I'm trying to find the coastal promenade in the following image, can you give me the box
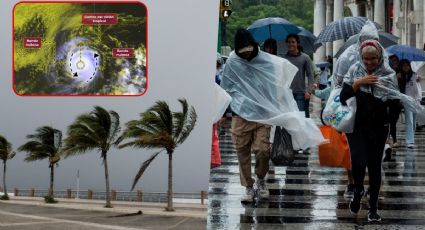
[0,196,207,229]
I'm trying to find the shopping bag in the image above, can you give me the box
[318,125,351,169]
[271,126,294,166]
[322,87,356,133]
[211,124,221,168]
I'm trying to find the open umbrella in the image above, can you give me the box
[315,17,382,45]
[247,17,301,42]
[386,44,425,62]
[334,31,399,58]
[277,26,321,56]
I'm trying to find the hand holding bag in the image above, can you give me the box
[322,87,357,133]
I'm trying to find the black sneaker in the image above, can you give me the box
[368,210,382,222]
[344,184,355,198]
[349,190,364,214]
[383,150,392,162]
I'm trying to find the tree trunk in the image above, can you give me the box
[103,151,112,208]
[166,151,174,211]
[49,164,54,198]
[3,162,7,197]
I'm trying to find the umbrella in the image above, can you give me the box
[315,17,382,45]
[334,31,399,58]
[386,44,425,62]
[247,17,301,42]
[277,26,322,55]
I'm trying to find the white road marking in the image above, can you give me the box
[0,220,63,227]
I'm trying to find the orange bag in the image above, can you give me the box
[318,125,351,169]
[211,124,221,168]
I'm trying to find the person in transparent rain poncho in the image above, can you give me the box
[331,21,381,200]
[220,29,324,203]
[340,38,425,222]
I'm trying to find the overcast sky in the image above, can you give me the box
[0,0,219,193]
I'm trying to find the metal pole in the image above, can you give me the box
[76,169,79,199]
[404,0,409,45]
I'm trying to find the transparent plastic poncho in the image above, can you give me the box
[332,21,425,125]
[221,50,325,149]
[212,83,231,123]
[343,41,425,125]
[333,21,380,88]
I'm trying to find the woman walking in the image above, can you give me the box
[397,59,422,148]
[340,39,397,222]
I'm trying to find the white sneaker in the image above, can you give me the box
[407,144,415,149]
[256,179,269,199]
[241,187,255,203]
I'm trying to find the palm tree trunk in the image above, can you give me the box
[166,151,174,211]
[49,164,54,198]
[102,151,112,208]
[3,162,7,197]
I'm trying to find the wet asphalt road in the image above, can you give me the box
[208,98,425,230]
[0,202,206,230]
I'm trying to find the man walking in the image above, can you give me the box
[221,29,325,203]
[221,29,271,202]
[284,34,314,118]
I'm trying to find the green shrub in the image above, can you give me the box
[0,195,9,200]
[44,195,58,203]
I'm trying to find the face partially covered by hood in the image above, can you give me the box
[359,39,383,73]
[234,29,259,61]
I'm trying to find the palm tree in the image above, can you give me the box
[63,106,120,208]
[0,135,16,199]
[18,126,62,200]
[118,99,197,211]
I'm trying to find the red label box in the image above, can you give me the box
[23,37,42,48]
[82,13,118,25]
[112,48,135,58]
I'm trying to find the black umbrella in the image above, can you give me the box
[335,31,399,58]
[315,17,382,45]
[247,17,301,42]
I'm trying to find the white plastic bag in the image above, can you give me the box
[322,88,357,133]
[212,84,232,123]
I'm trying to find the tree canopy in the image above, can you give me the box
[224,0,314,48]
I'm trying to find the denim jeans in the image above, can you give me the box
[404,109,416,144]
[293,93,309,118]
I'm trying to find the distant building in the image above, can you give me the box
[313,0,424,62]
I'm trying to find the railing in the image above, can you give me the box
[7,188,208,205]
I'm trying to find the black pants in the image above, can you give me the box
[346,124,389,210]
[388,101,401,143]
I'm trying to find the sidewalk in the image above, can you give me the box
[2,196,207,219]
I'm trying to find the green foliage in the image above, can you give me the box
[64,106,121,156]
[223,0,314,47]
[0,195,10,200]
[18,126,62,163]
[119,99,197,152]
[44,195,58,203]
[118,99,197,190]
[0,135,16,162]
